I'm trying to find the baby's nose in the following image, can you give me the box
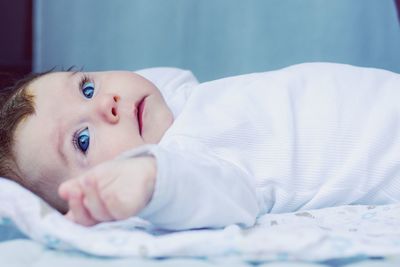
[98,94,120,123]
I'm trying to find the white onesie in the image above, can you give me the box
[125,63,400,230]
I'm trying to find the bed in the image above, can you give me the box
[1,176,400,267]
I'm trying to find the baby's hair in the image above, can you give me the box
[0,71,51,185]
[0,66,79,185]
[0,67,84,213]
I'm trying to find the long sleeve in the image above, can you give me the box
[118,144,259,230]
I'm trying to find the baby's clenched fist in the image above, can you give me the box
[58,156,156,226]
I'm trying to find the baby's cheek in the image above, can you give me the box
[95,138,144,163]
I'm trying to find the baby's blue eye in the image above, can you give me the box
[77,128,90,153]
[82,82,95,98]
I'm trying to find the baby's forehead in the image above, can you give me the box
[27,72,77,96]
[32,71,71,84]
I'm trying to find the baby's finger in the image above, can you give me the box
[80,177,114,222]
[65,210,74,221]
[68,191,98,226]
[99,181,143,221]
[58,178,83,200]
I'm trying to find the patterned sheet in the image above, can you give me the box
[1,177,399,264]
[2,240,400,267]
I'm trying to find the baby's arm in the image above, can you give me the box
[132,145,260,230]
[59,144,259,230]
[59,156,156,226]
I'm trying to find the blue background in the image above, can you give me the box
[34,0,400,82]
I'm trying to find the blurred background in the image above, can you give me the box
[1,0,400,86]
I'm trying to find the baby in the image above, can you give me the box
[1,63,400,230]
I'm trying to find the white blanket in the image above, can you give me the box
[0,177,399,262]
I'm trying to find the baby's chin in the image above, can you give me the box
[142,107,174,144]
[41,188,69,214]
[143,117,173,144]
[40,196,66,215]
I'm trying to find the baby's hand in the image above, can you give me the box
[58,156,156,226]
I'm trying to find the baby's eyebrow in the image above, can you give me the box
[68,71,80,78]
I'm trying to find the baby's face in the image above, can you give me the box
[13,71,173,210]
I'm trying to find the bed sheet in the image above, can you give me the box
[1,177,400,265]
[1,239,400,267]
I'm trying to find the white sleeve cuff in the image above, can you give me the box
[115,145,171,220]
